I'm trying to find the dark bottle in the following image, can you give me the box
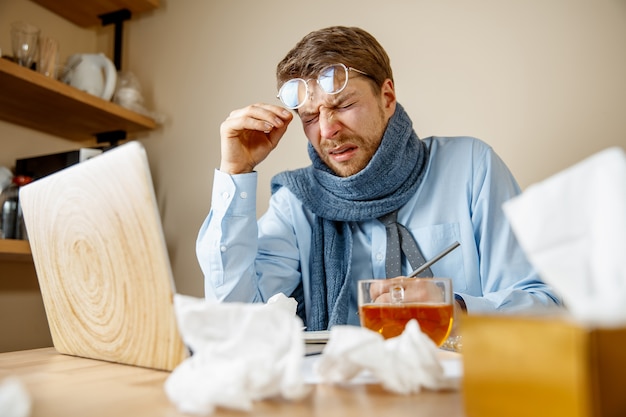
[0,175,33,240]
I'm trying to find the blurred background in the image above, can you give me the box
[1,0,625,309]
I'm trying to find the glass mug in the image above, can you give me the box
[357,277,454,346]
[11,21,40,68]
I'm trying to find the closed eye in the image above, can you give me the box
[338,101,356,111]
[302,114,319,125]
[299,92,359,125]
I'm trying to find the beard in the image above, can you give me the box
[317,104,387,177]
[318,135,381,177]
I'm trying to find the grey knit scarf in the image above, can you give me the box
[270,104,428,330]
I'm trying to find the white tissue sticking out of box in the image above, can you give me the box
[164,293,308,415]
[503,147,626,326]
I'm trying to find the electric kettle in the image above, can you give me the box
[61,53,117,101]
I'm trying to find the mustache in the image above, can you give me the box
[321,135,357,148]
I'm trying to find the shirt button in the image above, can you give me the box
[222,192,230,200]
[240,191,248,199]
[220,245,227,252]
[376,252,384,262]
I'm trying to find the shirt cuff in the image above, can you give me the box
[211,169,257,216]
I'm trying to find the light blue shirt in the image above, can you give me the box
[197,136,561,326]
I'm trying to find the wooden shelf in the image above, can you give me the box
[1,0,159,263]
[0,59,156,142]
[0,239,31,262]
[31,0,160,28]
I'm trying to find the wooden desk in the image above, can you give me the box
[0,348,466,416]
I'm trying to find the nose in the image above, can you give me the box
[319,108,340,139]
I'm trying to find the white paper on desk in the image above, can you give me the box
[164,293,309,415]
[503,147,626,325]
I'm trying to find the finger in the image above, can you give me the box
[368,276,408,300]
[368,280,390,300]
[403,280,444,302]
[226,104,292,132]
[374,292,392,303]
[265,113,293,146]
[220,115,272,138]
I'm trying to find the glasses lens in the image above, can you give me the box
[278,79,307,109]
[317,64,348,95]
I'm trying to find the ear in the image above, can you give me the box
[380,78,396,117]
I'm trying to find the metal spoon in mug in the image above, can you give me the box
[407,241,461,278]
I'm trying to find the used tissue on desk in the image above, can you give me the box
[164,293,308,415]
[503,147,626,325]
[315,320,459,394]
[0,377,31,417]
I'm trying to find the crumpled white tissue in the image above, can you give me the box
[315,320,459,394]
[164,293,309,415]
[0,377,31,417]
[503,147,626,325]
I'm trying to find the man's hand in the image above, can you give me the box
[369,277,445,304]
[368,277,465,339]
[219,103,293,174]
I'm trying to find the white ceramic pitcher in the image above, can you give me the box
[62,53,117,101]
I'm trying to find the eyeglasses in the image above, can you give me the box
[277,63,369,109]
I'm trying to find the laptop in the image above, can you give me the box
[19,141,188,371]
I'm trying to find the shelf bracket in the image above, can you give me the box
[98,9,132,70]
[95,130,127,148]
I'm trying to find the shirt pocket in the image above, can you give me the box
[411,223,467,291]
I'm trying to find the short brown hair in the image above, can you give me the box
[276,26,393,93]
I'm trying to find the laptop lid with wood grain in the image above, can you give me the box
[19,141,187,371]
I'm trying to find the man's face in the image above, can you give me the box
[296,76,396,177]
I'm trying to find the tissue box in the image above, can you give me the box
[462,315,626,417]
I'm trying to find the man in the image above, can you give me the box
[197,26,561,331]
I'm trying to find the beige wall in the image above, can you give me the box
[2,0,626,303]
